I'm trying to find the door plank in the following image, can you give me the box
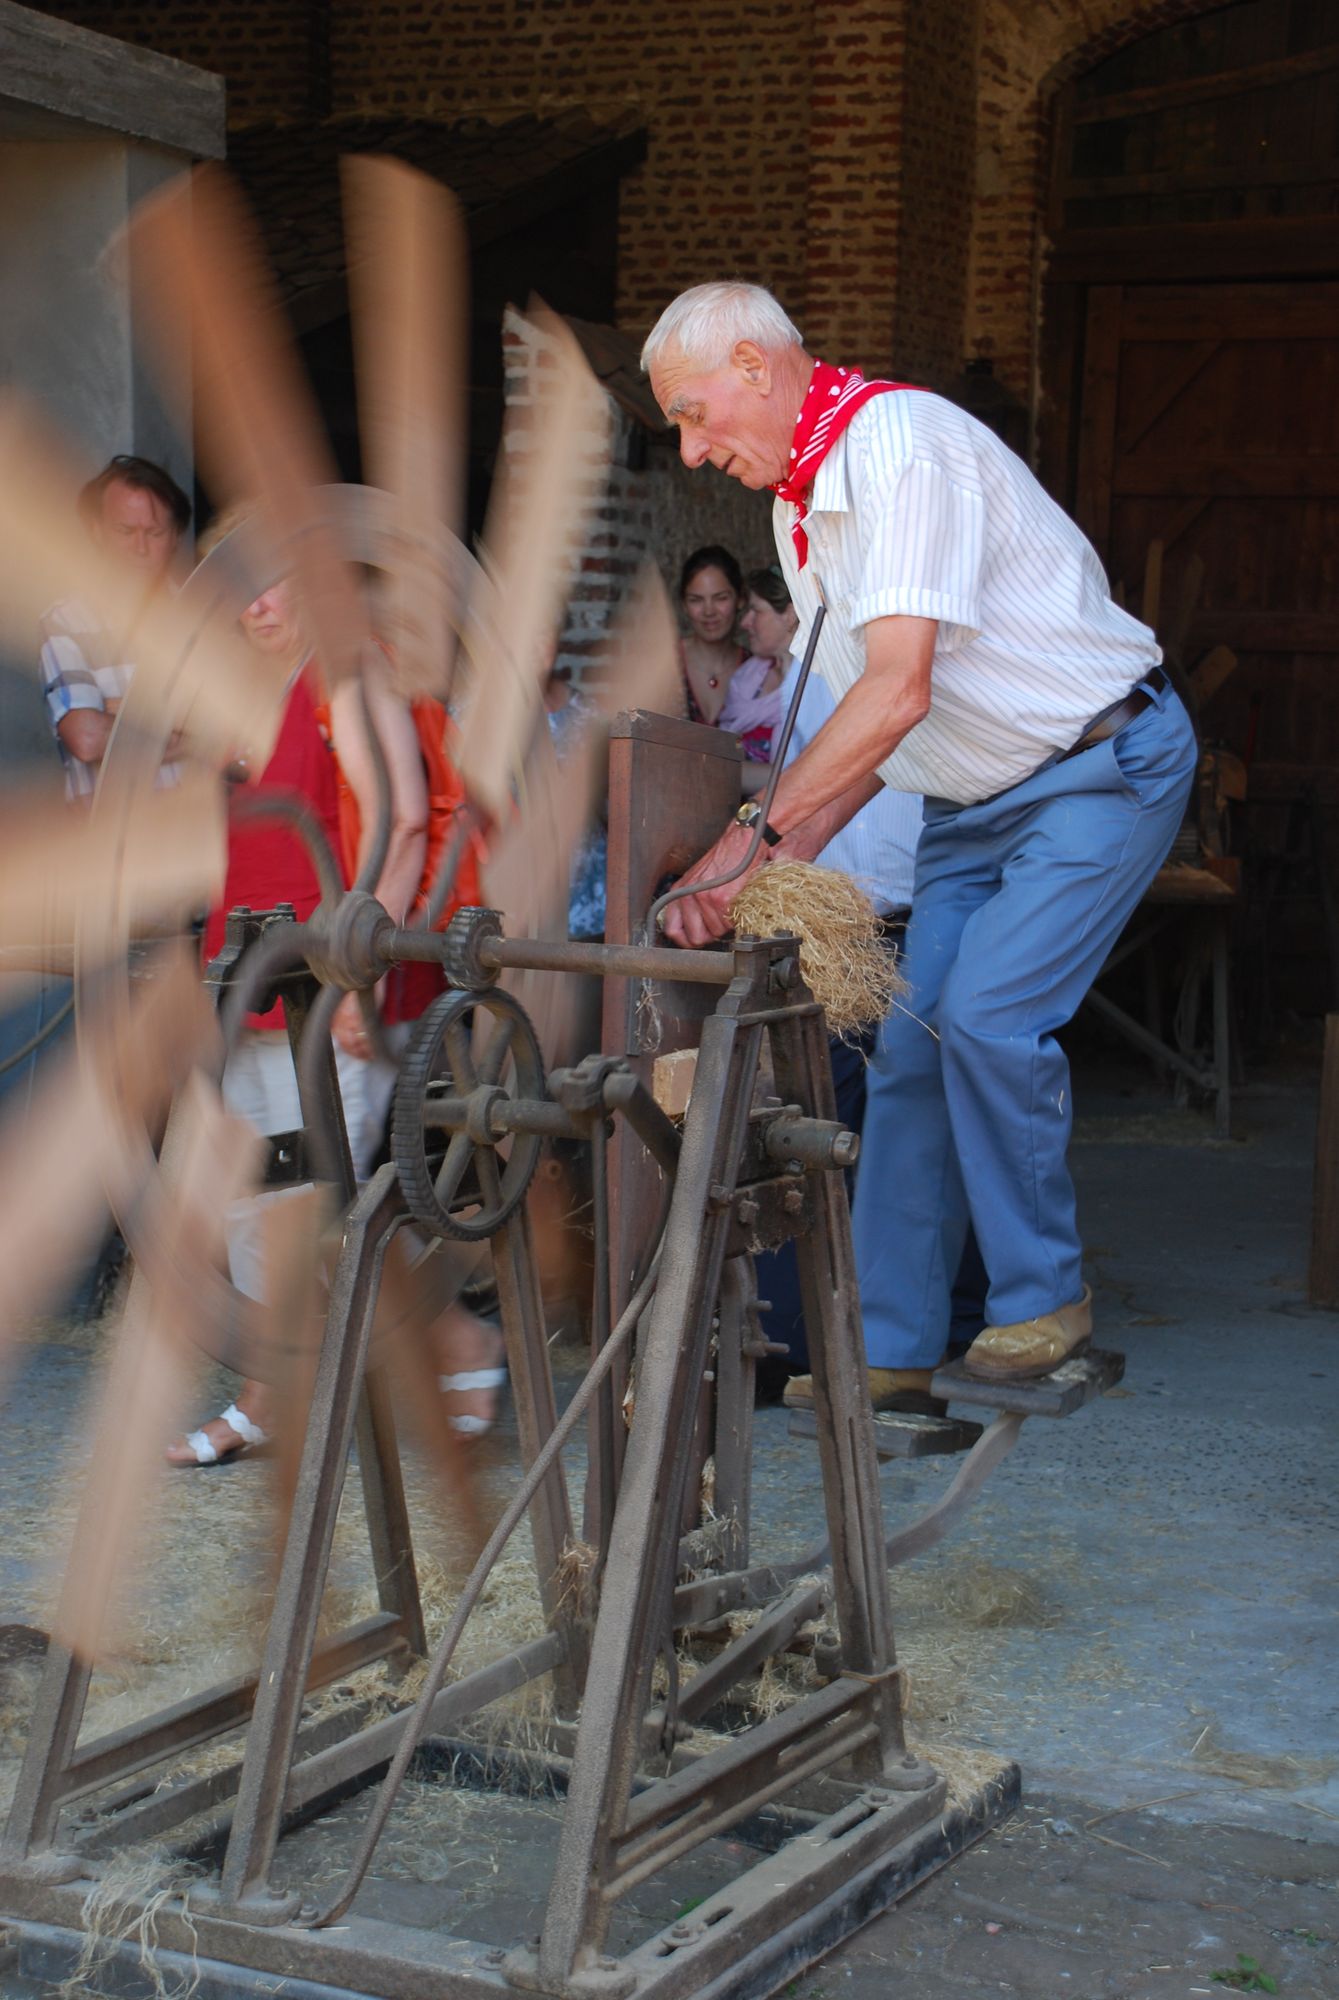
[1075,285,1122,553]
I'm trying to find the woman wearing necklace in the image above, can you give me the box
[721,563,794,782]
[678,544,746,726]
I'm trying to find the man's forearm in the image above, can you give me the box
[766,624,933,837]
[57,708,114,766]
[774,771,883,863]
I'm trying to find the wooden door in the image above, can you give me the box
[1073,277,1339,783]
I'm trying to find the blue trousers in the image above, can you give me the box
[852,686,1198,1367]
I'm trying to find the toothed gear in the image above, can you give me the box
[393,986,544,1241]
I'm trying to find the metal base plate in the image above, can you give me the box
[788,1406,984,1459]
[0,1763,1019,2000]
[931,1346,1125,1416]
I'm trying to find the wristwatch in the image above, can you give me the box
[735,800,783,847]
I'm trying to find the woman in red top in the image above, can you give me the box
[168,568,502,1464]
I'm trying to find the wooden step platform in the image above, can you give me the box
[931,1346,1125,1417]
[788,1406,984,1460]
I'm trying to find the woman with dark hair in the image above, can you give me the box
[721,564,794,772]
[678,544,746,726]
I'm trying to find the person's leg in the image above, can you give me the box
[852,818,1002,1370]
[940,696,1197,1327]
[169,1033,303,1465]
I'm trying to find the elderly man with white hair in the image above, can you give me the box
[643,282,1196,1410]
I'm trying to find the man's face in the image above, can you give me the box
[93,479,180,582]
[649,341,794,489]
[240,581,302,658]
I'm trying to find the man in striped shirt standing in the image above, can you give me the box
[39,455,191,801]
[644,283,1197,1406]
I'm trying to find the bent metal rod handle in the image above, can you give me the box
[644,594,827,942]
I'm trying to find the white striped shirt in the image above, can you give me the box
[773,391,1161,806]
[777,654,920,913]
[39,595,184,800]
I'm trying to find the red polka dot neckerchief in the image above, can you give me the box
[771,360,918,569]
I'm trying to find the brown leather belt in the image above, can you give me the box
[1059,665,1167,765]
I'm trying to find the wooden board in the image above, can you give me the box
[931,1347,1125,1418]
[0,0,225,156]
[602,708,741,1320]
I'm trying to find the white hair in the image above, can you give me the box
[640,282,805,374]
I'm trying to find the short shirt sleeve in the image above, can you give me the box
[39,631,107,727]
[847,437,985,645]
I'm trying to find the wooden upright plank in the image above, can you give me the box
[1075,285,1123,555]
[602,708,741,1315]
[1309,1014,1339,1308]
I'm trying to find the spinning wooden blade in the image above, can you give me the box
[0,948,215,1371]
[0,400,285,770]
[456,305,611,821]
[128,167,368,689]
[54,1069,266,1662]
[485,565,680,1060]
[344,155,467,705]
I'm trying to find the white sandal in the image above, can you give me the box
[438,1368,507,1438]
[170,1402,271,1468]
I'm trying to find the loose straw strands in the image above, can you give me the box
[730,862,906,1041]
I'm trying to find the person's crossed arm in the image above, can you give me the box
[660,614,936,947]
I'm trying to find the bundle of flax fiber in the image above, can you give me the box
[729,861,906,1041]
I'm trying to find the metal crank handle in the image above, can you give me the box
[645,593,827,939]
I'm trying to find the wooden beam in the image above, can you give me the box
[1046,217,1339,284]
[1116,341,1220,456]
[1119,284,1339,342]
[1113,456,1339,498]
[0,0,224,158]
[1075,285,1122,554]
[1309,1014,1339,1308]
[1073,44,1339,127]
[1185,611,1338,654]
[1063,157,1339,202]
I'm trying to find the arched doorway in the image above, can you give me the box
[1039,0,1339,1012]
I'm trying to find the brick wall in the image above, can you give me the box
[970,0,1236,403]
[894,0,980,387]
[333,0,817,358]
[34,1,1232,440]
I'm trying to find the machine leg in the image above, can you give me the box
[492,1206,585,1711]
[536,1001,763,1981]
[213,1169,409,1917]
[772,1007,911,1780]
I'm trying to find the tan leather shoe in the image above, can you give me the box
[784,1368,945,1416]
[964,1285,1093,1382]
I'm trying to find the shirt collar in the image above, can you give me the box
[805,426,851,517]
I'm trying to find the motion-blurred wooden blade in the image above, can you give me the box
[0,398,285,766]
[456,304,610,820]
[0,770,224,961]
[128,167,368,688]
[344,155,467,704]
[484,565,680,1059]
[53,1069,265,1662]
[0,948,215,1351]
[254,1184,330,1564]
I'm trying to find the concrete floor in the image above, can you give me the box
[0,1053,1334,1996]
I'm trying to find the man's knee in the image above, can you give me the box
[938,966,1007,1063]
